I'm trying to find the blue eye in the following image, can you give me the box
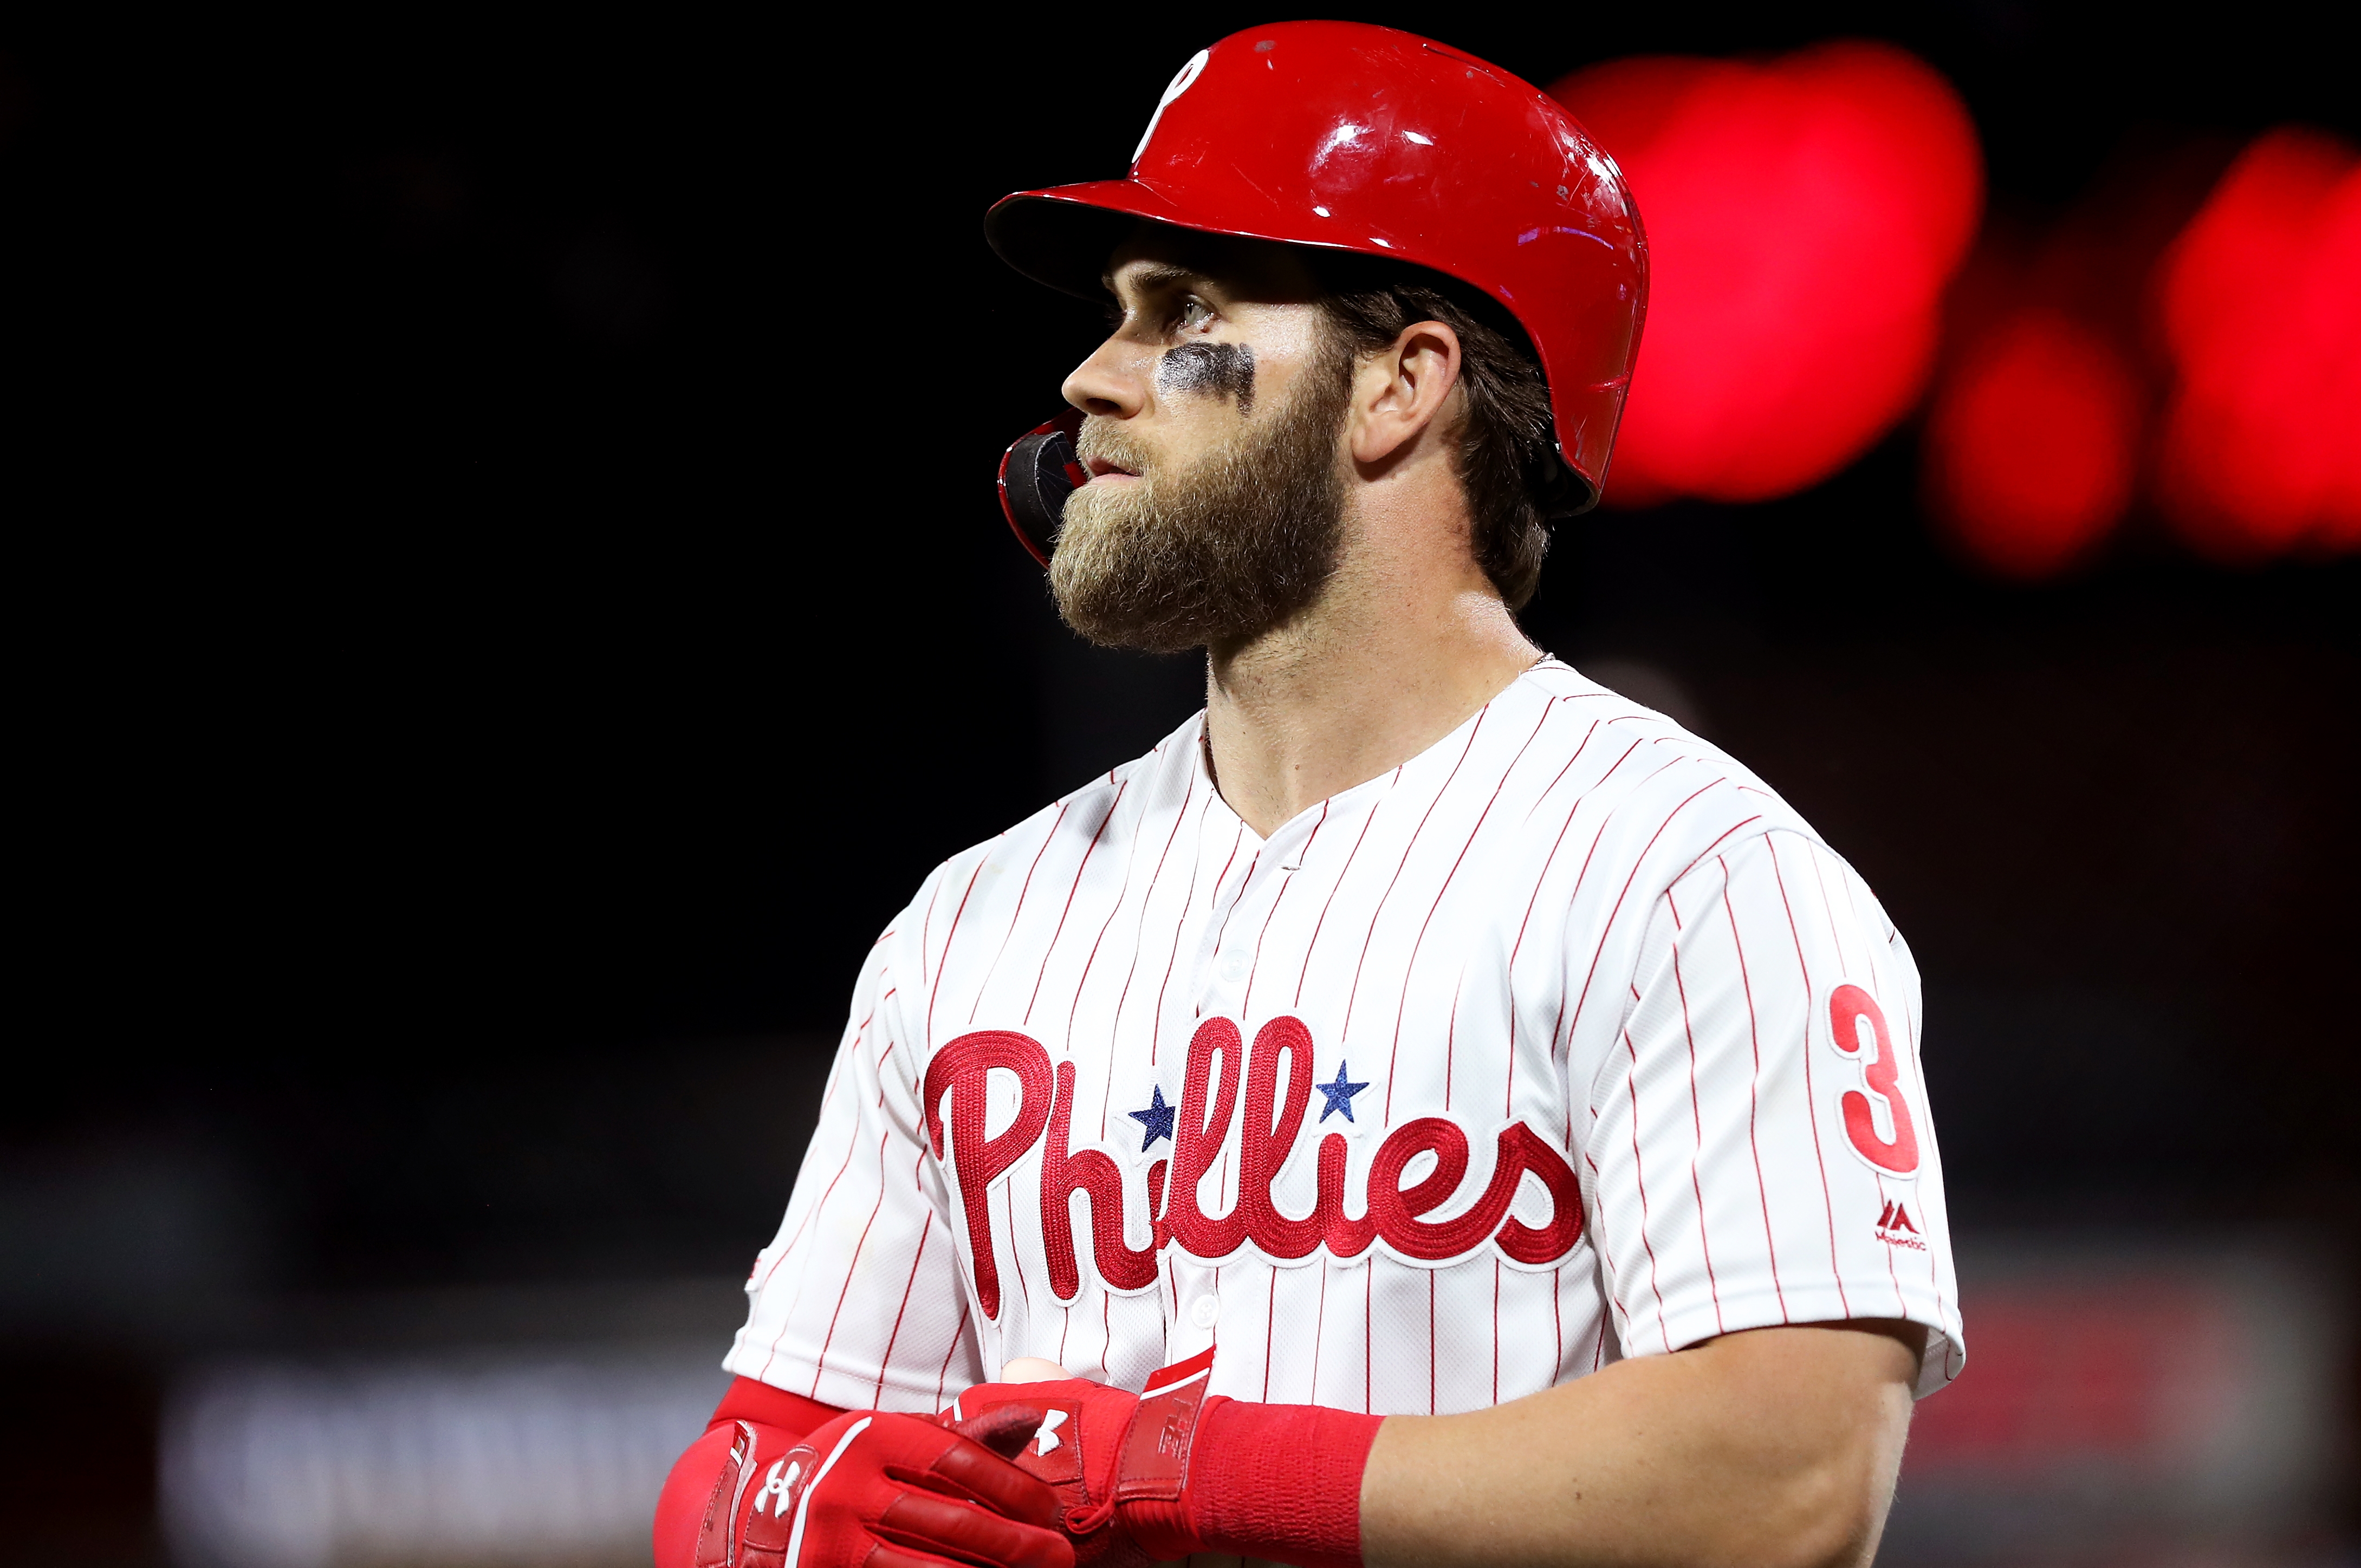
[1179,300,1214,332]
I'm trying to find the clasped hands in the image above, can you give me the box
[714,1358,1214,1568]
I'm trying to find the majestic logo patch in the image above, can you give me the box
[924,1016,1585,1319]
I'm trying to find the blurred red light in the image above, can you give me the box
[1905,1282,2238,1473]
[2152,129,2361,562]
[1923,309,2144,579]
[1554,43,1983,505]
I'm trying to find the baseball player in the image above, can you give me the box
[656,22,1961,1568]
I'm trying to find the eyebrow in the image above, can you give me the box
[1100,261,1206,298]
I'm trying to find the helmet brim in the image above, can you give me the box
[985,181,1387,303]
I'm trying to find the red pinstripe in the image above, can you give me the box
[1767,836,1852,1320]
[872,1160,937,1405]
[970,801,1075,1026]
[933,1303,971,1407]
[1562,779,1746,1055]
[1718,854,1791,1322]
[1544,758,1684,1064]
[1428,1270,1438,1414]
[1241,801,1326,1017]
[1385,701,1548,1118]
[1347,717,1490,1055]
[1491,1259,1501,1404]
[1002,1181,1030,1312]
[1027,782,1128,1026]
[810,993,875,1127]
[789,1129,891,1389]
[1204,845,1266,1000]
[1068,781,1149,1047]
[1549,1265,1562,1377]
[1311,1264,1328,1404]
[1503,728,1622,1112]
[1108,773,1199,1088]
[1443,966,1467,1112]
[1620,1029,1676,1352]
[1517,711,1603,827]
[1262,1268,1279,1401]
[1149,795,1225,1064]
[1668,926,1728,1336]
[757,1072,866,1293]
[926,858,990,1044]
[1584,1144,1636,1352]
[1294,767,1399,1007]
[919,874,948,992]
[1364,1262,1374,1413]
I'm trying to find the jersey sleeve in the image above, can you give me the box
[722,903,986,1410]
[1580,829,1964,1396]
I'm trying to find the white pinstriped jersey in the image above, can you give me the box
[725,659,1963,1423]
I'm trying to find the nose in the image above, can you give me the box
[1062,335,1152,419]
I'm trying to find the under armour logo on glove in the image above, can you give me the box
[752,1456,803,1519]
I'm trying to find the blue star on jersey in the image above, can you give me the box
[1128,1085,1176,1151]
[1317,1062,1369,1123]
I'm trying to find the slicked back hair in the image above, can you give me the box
[1309,256,1565,610]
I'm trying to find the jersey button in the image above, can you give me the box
[1189,1294,1220,1329]
[1218,949,1250,984]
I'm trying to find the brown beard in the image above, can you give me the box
[1049,343,1351,654]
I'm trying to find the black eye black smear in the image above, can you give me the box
[1156,341,1256,415]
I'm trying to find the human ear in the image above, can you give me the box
[1346,321,1462,467]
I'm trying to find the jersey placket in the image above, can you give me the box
[1159,795,1349,1365]
[1151,809,1248,1361]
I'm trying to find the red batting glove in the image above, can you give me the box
[947,1362,1208,1568]
[949,1351,1380,1568]
[691,1404,1075,1568]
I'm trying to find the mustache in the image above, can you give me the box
[1075,416,1158,477]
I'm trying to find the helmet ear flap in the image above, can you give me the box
[1536,447,1596,520]
[997,407,1087,568]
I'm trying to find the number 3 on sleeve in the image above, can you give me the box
[1827,984,1919,1176]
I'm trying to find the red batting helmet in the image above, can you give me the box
[988,19,1648,564]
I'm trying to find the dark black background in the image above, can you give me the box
[2,12,2354,1550]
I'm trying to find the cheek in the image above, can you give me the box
[1242,321,1326,408]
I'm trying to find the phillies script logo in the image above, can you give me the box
[924,1016,1584,1319]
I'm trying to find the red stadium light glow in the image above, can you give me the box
[1922,309,2144,580]
[1553,44,1983,505]
[2151,129,2361,562]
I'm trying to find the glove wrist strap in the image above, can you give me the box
[1180,1398,1384,1568]
[1109,1358,1222,1558]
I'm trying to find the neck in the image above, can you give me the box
[1201,500,1540,838]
